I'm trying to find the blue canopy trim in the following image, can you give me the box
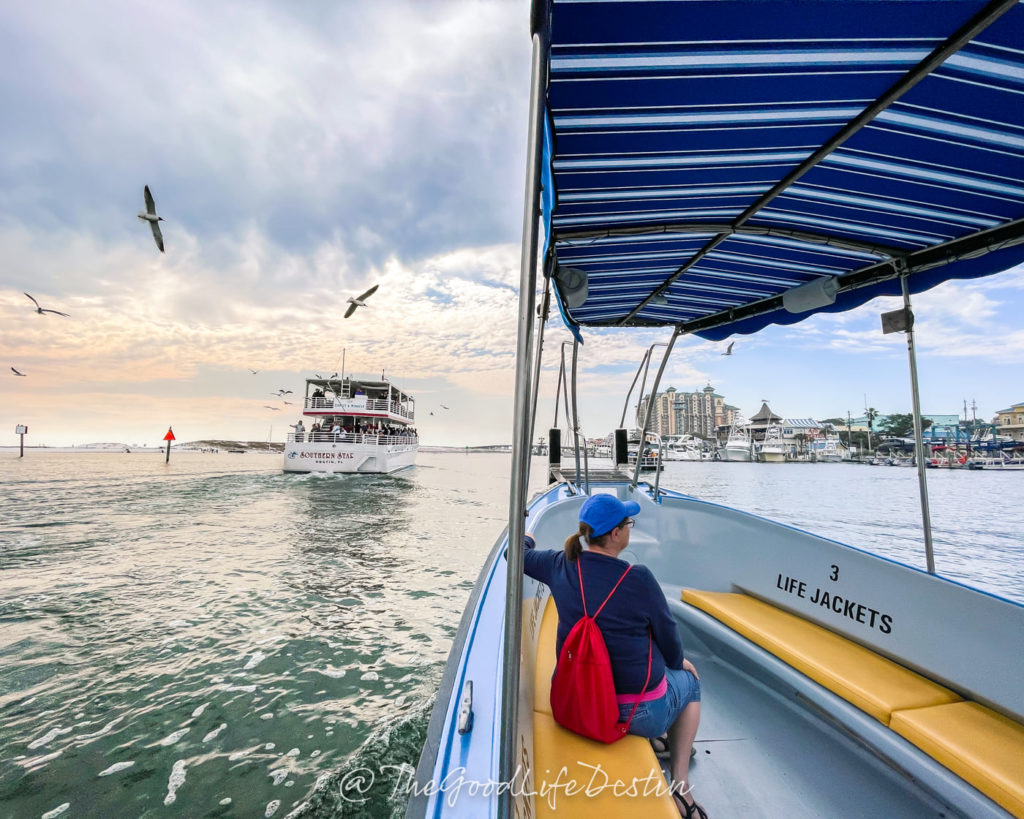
[536,0,1024,340]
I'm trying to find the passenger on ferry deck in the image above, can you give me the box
[310,421,321,441]
[331,421,341,439]
[523,494,705,818]
[293,419,305,442]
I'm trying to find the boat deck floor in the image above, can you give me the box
[548,466,634,484]
[663,588,962,818]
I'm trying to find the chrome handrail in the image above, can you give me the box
[631,329,681,489]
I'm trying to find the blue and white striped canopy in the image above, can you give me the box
[536,0,1024,340]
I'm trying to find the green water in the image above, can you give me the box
[2,452,1021,818]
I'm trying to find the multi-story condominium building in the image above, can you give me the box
[638,384,736,439]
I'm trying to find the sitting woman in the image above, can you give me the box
[524,494,705,818]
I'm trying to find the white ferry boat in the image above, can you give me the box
[282,375,417,474]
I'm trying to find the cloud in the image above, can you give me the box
[0,1,530,269]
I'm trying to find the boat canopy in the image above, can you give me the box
[305,376,414,404]
[535,0,1024,340]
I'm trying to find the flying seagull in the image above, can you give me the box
[24,293,69,317]
[138,185,165,252]
[249,368,260,375]
[722,341,735,356]
[441,404,450,410]
[11,367,26,376]
[344,284,379,318]
[274,389,293,395]
[282,400,294,405]
[263,405,282,411]
[328,372,337,379]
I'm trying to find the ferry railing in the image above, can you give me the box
[286,432,418,445]
[303,397,414,419]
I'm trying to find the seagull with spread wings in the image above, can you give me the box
[263,405,282,411]
[11,367,27,376]
[24,293,69,317]
[249,368,260,375]
[138,185,165,252]
[344,284,379,318]
[722,341,735,356]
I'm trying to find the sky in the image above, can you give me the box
[2,1,1023,448]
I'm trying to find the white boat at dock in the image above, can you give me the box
[409,3,1024,818]
[719,420,753,462]
[755,424,787,463]
[662,435,702,461]
[966,453,1024,471]
[282,375,417,474]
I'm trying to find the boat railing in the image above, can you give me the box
[303,397,414,419]
[286,432,418,445]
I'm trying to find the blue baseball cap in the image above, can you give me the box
[579,494,641,538]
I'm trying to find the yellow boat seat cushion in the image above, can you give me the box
[682,589,960,725]
[532,711,681,818]
[531,597,678,818]
[890,702,1024,817]
[534,596,558,714]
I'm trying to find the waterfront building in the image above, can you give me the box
[781,418,823,455]
[995,402,1024,442]
[638,383,736,440]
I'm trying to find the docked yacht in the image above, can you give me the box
[282,375,417,474]
[756,424,788,463]
[662,435,702,461]
[719,420,753,462]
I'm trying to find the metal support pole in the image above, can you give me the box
[618,348,652,429]
[524,281,551,492]
[500,30,546,818]
[569,337,589,495]
[632,329,682,488]
[901,275,936,573]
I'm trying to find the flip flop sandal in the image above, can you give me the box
[650,735,671,757]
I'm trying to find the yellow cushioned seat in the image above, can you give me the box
[531,597,678,818]
[890,702,1024,817]
[532,711,680,818]
[682,589,960,725]
[534,596,558,714]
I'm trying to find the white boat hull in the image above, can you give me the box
[282,439,417,473]
[759,450,787,463]
[720,445,752,462]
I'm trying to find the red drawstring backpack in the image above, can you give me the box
[549,557,652,743]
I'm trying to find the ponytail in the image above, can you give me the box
[563,522,593,561]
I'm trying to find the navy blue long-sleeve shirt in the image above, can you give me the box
[523,536,684,694]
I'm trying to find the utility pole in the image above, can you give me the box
[846,411,853,456]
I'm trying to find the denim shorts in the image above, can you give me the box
[617,666,701,739]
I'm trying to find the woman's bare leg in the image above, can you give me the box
[669,701,702,812]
